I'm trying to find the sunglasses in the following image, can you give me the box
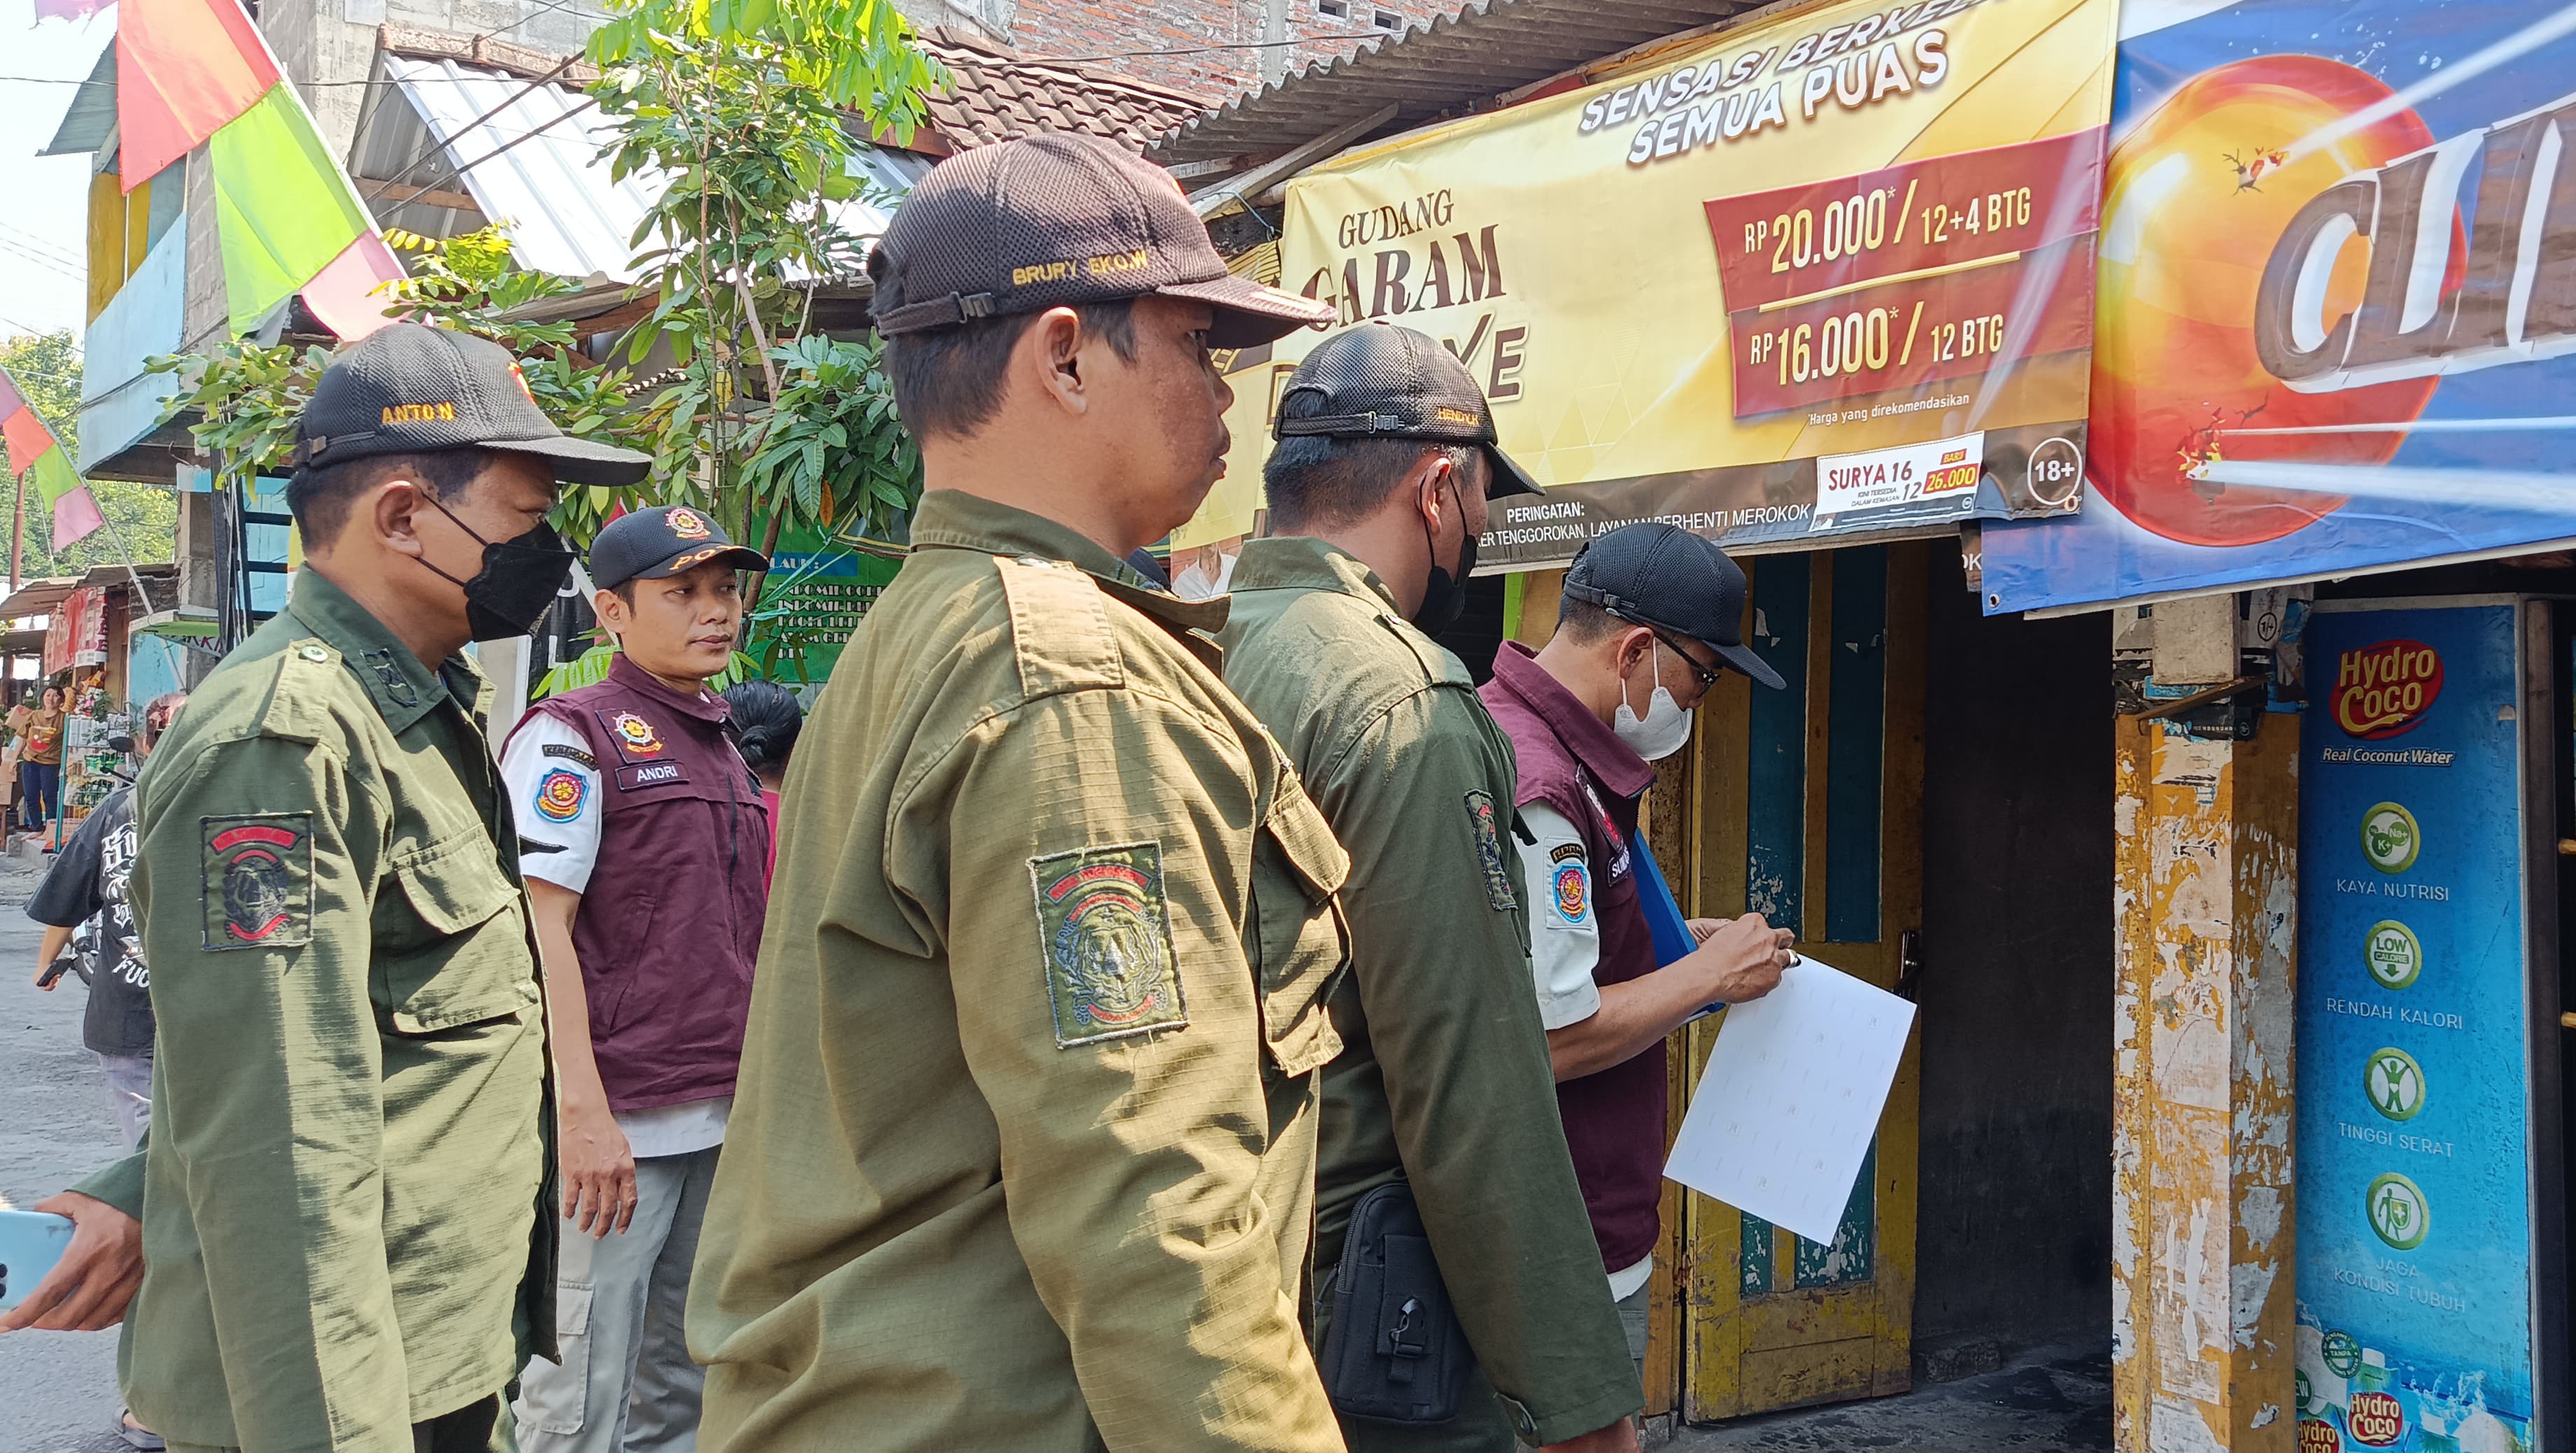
[1615,614,1724,694]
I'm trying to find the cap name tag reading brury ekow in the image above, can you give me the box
[203,813,313,951]
[1030,842,1187,1048]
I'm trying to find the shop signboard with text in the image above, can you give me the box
[2294,601,2547,1453]
[1173,0,2119,570]
[1979,1,2576,614]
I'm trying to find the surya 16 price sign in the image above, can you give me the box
[1173,0,2119,568]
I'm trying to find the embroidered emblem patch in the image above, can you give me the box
[607,711,664,757]
[535,767,588,822]
[202,814,313,951]
[667,508,712,540]
[1031,842,1186,1047]
[541,742,599,770]
[1464,790,1516,912]
[1545,843,1592,929]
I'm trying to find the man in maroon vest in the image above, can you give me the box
[1477,523,1796,1389]
[499,504,772,1451]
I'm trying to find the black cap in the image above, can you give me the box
[868,134,1334,349]
[587,505,769,591]
[292,324,651,487]
[1271,323,1541,497]
[1563,523,1785,690]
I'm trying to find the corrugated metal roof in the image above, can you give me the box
[1148,0,1762,165]
[364,56,930,282]
[42,41,117,158]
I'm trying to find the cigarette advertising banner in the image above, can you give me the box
[1978,1,2576,615]
[2295,602,2547,1453]
[1173,0,2120,574]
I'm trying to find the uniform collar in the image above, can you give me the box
[1487,640,1655,800]
[285,567,482,735]
[1228,536,1402,617]
[909,488,1230,637]
[608,653,730,724]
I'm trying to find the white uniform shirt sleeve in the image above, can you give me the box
[499,714,604,893]
[1519,801,1604,1030]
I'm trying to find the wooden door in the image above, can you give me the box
[1647,541,1929,1421]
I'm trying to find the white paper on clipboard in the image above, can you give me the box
[1661,956,1916,1245]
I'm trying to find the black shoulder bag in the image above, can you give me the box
[1316,1179,1477,1424]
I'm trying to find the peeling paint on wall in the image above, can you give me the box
[2113,715,2299,1453]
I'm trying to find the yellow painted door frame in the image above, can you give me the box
[1501,548,1926,1422]
[1671,542,1927,1420]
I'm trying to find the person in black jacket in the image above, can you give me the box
[29,691,187,1152]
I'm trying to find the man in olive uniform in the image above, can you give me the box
[687,134,1348,1451]
[0,324,652,1453]
[1219,324,1643,1452]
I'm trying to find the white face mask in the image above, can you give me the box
[1613,639,1694,761]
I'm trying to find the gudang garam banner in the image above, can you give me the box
[1169,0,2120,579]
[1976,1,2576,615]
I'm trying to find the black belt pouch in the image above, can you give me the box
[1317,1179,1475,1424]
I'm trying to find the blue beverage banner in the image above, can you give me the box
[2295,602,2536,1453]
[1977,1,2576,614]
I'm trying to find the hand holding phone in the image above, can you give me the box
[0,1193,141,1332]
[0,1210,76,1312]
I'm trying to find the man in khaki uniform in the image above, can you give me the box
[1221,325,1642,1452]
[687,134,1349,1451]
[0,324,655,1452]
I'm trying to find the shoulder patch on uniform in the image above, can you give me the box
[1464,790,1517,913]
[1030,842,1186,1047]
[1545,855,1592,930]
[201,814,313,951]
[534,767,589,823]
[541,742,599,770]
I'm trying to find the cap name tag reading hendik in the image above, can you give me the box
[381,402,458,424]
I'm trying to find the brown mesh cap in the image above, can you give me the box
[868,134,1333,349]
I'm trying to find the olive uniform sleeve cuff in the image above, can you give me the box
[1509,1381,1650,1447]
[71,1149,146,1219]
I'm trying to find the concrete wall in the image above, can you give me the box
[1913,546,2114,1358]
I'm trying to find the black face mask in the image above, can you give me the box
[1413,472,1476,634]
[417,494,579,642]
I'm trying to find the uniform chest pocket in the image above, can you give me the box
[1249,783,1352,1078]
[380,834,537,1034]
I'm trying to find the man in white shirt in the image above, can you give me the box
[500,505,772,1452]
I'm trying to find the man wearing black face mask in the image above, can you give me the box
[1217,323,1643,1453]
[10,324,651,1452]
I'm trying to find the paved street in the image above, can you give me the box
[1668,1342,2111,1452]
[0,841,2109,1452]
[0,853,130,1453]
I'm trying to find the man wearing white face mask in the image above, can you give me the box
[1478,522,1797,1383]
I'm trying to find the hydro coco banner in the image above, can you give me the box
[1173,0,2118,572]
[1978,1,2576,614]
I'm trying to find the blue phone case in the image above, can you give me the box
[0,1209,78,1311]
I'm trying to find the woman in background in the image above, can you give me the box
[723,679,804,886]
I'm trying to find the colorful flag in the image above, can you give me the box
[0,370,106,550]
[114,0,404,338]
